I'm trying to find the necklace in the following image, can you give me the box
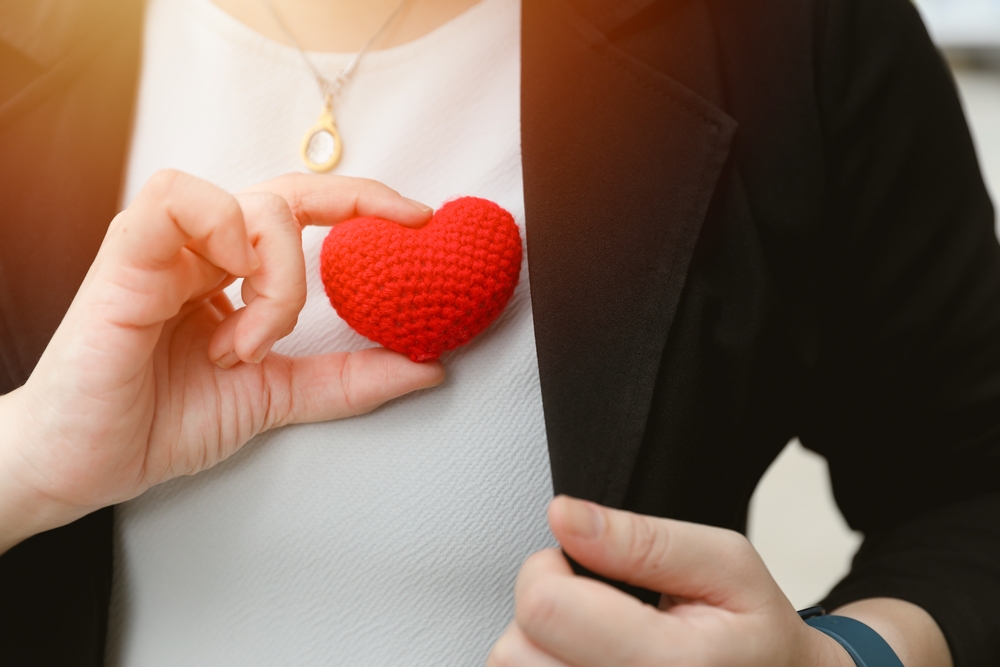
[261,0,410,172]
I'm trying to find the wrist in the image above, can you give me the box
[0,388,74,553]
[808,625,864,667]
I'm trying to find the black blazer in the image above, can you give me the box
[3,0,1000,664]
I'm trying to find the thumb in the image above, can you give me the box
[548,495,770,611]
[278,347,445,424]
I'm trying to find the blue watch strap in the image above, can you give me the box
[805,615,905,667]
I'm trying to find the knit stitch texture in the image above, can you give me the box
[320,197,523,361]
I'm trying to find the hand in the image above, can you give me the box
[488,496,853,667]
[0,170,444,551]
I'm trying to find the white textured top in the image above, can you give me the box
[107,0,556,665]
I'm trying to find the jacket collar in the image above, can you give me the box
[0,0,106,69]
[0,0,736,511]
[522,0,736,507]
[0,0,143,389]
[0,0,139,134]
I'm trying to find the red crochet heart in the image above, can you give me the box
[320,197,523,362]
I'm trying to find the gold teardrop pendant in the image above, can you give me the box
[300,101,342,173]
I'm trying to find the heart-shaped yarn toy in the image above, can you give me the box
[320,197,523,362]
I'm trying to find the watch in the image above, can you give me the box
[797,607,905,667]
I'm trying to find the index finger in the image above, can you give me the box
[515,548,575,606]
[242,173,433,228]
[515,562,680,667]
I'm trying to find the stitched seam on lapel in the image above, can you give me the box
[557,3,736,504]
[597,46,726,134]
[0,13,127,134]
[564,3,734,138]
[604,154,723,506]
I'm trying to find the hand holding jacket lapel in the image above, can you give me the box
[521,0,736,507]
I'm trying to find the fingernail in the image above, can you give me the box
[245,241,261,272]
[251,336,279,364]
[214,351,240,370]
[404,197,433,213]
[561,497,604,540]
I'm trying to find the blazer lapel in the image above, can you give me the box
[522,0,736,507]
[0,0,133,125]
[0,0,143,387]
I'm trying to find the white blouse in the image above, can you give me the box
[108,0,556,664]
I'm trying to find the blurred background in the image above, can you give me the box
[747,1,1000,610]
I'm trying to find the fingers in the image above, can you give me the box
[488,623,572,667]
[117,169,258,276]
[212,175,432,364]
[242,173,433,228]
[49,171,259,387]
[514,548,574,600]
[548,496,768,611]
[95,170,434,372]
[512,549,679,667]
[207,192,306,367]
[86,170,257,334]
[505,503,804,667]
[274,347,445,424]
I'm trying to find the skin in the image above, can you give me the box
[0,2,958,664]
[0,171,444,553]
[211,0,481,52]
[489,497,954,667]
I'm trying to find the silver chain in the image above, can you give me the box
[260,0,410,103]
